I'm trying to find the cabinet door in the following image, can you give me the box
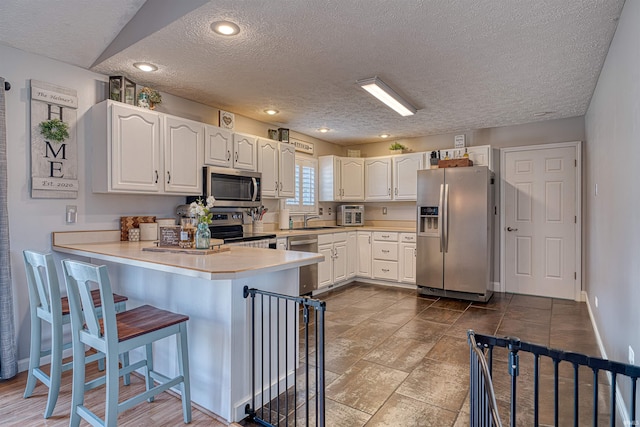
[393,153,424,200]
[204,125,232,167]
[333,240,348,283]
[257,139,279,197]
[278,143,296,198]
[233,133,257,171]
[111,104,161,192]
[341,158,364,201]
[317,243,334,288]
[346,232,357,279]
[164,116,203,194]
[400,243,417,283]
[356,232,372,278]
[365,157,392,200]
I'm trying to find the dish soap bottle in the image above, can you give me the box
[289,217,293,230]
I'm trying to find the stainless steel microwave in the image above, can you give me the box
[203,166,262,207]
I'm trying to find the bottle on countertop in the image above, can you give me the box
[444,151,450,160]
[463,147,469,158]
[289,217,293,230]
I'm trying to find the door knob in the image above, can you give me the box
[507,226,518,232]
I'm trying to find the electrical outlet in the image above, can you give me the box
[319,207,323,215]
[382,207,387,215]
[629,346,635,365]
[595,296,598,308]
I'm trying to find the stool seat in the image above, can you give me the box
[60,289,128,316]
[105,305,189,342]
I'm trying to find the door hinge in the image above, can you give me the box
[574,272,577,280]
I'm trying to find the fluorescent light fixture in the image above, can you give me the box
[211,21,240,36]
[357,77,416,116]
[133,62,158,72]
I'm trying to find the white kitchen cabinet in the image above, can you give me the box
[356,231,372,278]
[346,231,357,279]
[317,232,348,288]
[257,138,295,198]
[163,115,204,194]
[372,232,399,281]
[232,133,257,171]
[399,233,417,284]
[93,100,201,195]
[393,153,424,200]
[319,156,364,201]
[446,145,493,170]
[365,157,392,201]
[204,125,233,167]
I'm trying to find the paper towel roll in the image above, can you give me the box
[279,209,290,230]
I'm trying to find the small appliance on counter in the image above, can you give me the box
[337,205,364,226]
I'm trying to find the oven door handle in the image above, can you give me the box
[251,177,258,201]
[289,239,318,246]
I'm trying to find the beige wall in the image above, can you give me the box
[346,116,585,158]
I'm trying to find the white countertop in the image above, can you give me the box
[272,226,416,237]
[52,232,323,280]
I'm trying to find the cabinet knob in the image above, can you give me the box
[382,249,390,253]
[382,268,389,273]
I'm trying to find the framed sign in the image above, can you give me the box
[289,137,314,155]
[219,110,235,129]
[30,80,78,199]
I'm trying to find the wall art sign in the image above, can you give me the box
[30,80,78,199]
[219,110,235,129]
[290,137,314,155]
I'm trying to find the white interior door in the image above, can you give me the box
[502,143,580,300]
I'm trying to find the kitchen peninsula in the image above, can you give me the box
[52,231,323,423]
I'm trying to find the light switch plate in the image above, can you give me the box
[66,205,77,223]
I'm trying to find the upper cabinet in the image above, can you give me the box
[204,125,233,167]
[319,156,364,202]
[365,157,392,201]
[393,153,424,200]
[232,133,257,171]
[257,138,295,198]
[92,100,202,195]
[445,145,493,170]
[164,116,204,194]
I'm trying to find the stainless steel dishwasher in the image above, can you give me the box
[288,235,318,295]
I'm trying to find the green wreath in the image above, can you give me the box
[39,118,69,143]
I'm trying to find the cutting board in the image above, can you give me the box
[142,245,230,255]
[120,216,156,241]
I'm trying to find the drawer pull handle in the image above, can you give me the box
[382,249,390,253]
[382,268,389,272]
[382,234,389,238]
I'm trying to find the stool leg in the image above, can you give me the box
[69,340,86,427]
[144,343,154,402]
[120,352,131,386]
[105,352,120,427]
[23,316,42,398]
[43,316,64,418]
[177,322,192,423]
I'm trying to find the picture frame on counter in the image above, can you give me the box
[219,110,235,129]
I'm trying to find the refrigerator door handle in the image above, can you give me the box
[438,183,444,253]
[443,183,449,253]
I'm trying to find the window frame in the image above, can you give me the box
[286,154,318,214]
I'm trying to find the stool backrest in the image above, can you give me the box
[23,250,62,320]
[62,259,118,349]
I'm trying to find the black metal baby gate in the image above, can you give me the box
[468,330,640,427]
[244,286,326,427]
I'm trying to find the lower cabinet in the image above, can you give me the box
[399,233,417,284]
[372,232,399,281]
[356,231,372,278]
[276,237,288,250]
[347,231,357,279]
[317,233,348,289]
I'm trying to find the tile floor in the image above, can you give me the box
[245,281,613,426]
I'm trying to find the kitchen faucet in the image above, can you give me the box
[303,214,321,228]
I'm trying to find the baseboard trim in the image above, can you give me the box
[584,291,630,425]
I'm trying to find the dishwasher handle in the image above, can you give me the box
[289,239,318,246]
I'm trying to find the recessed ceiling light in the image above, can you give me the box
[318,127,330,133]
[264,109,279,115]
[133,62,158,72]
[211,21,240,36]
[380,133,390,138]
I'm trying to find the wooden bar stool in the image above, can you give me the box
[22,250,129,419]
[62,259,192,427]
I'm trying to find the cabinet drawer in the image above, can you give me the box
[373,231,398,241]
[373,241,398,261]
[373,261,398,281]
[400,233,417,243]
[332,232,347,243]
[318,233,334,245]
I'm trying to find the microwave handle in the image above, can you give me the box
[251,177,258,201]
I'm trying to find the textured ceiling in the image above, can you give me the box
[0,0,625,145]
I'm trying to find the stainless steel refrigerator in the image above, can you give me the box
[416,166,494,302]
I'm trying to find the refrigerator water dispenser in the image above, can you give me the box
[418,206,439,237]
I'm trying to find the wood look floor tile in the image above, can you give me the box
[326,360,408,415]
[510,294,553,310]
[504,305,552,325]
[365,393,458,427]
[431,298,471,311]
